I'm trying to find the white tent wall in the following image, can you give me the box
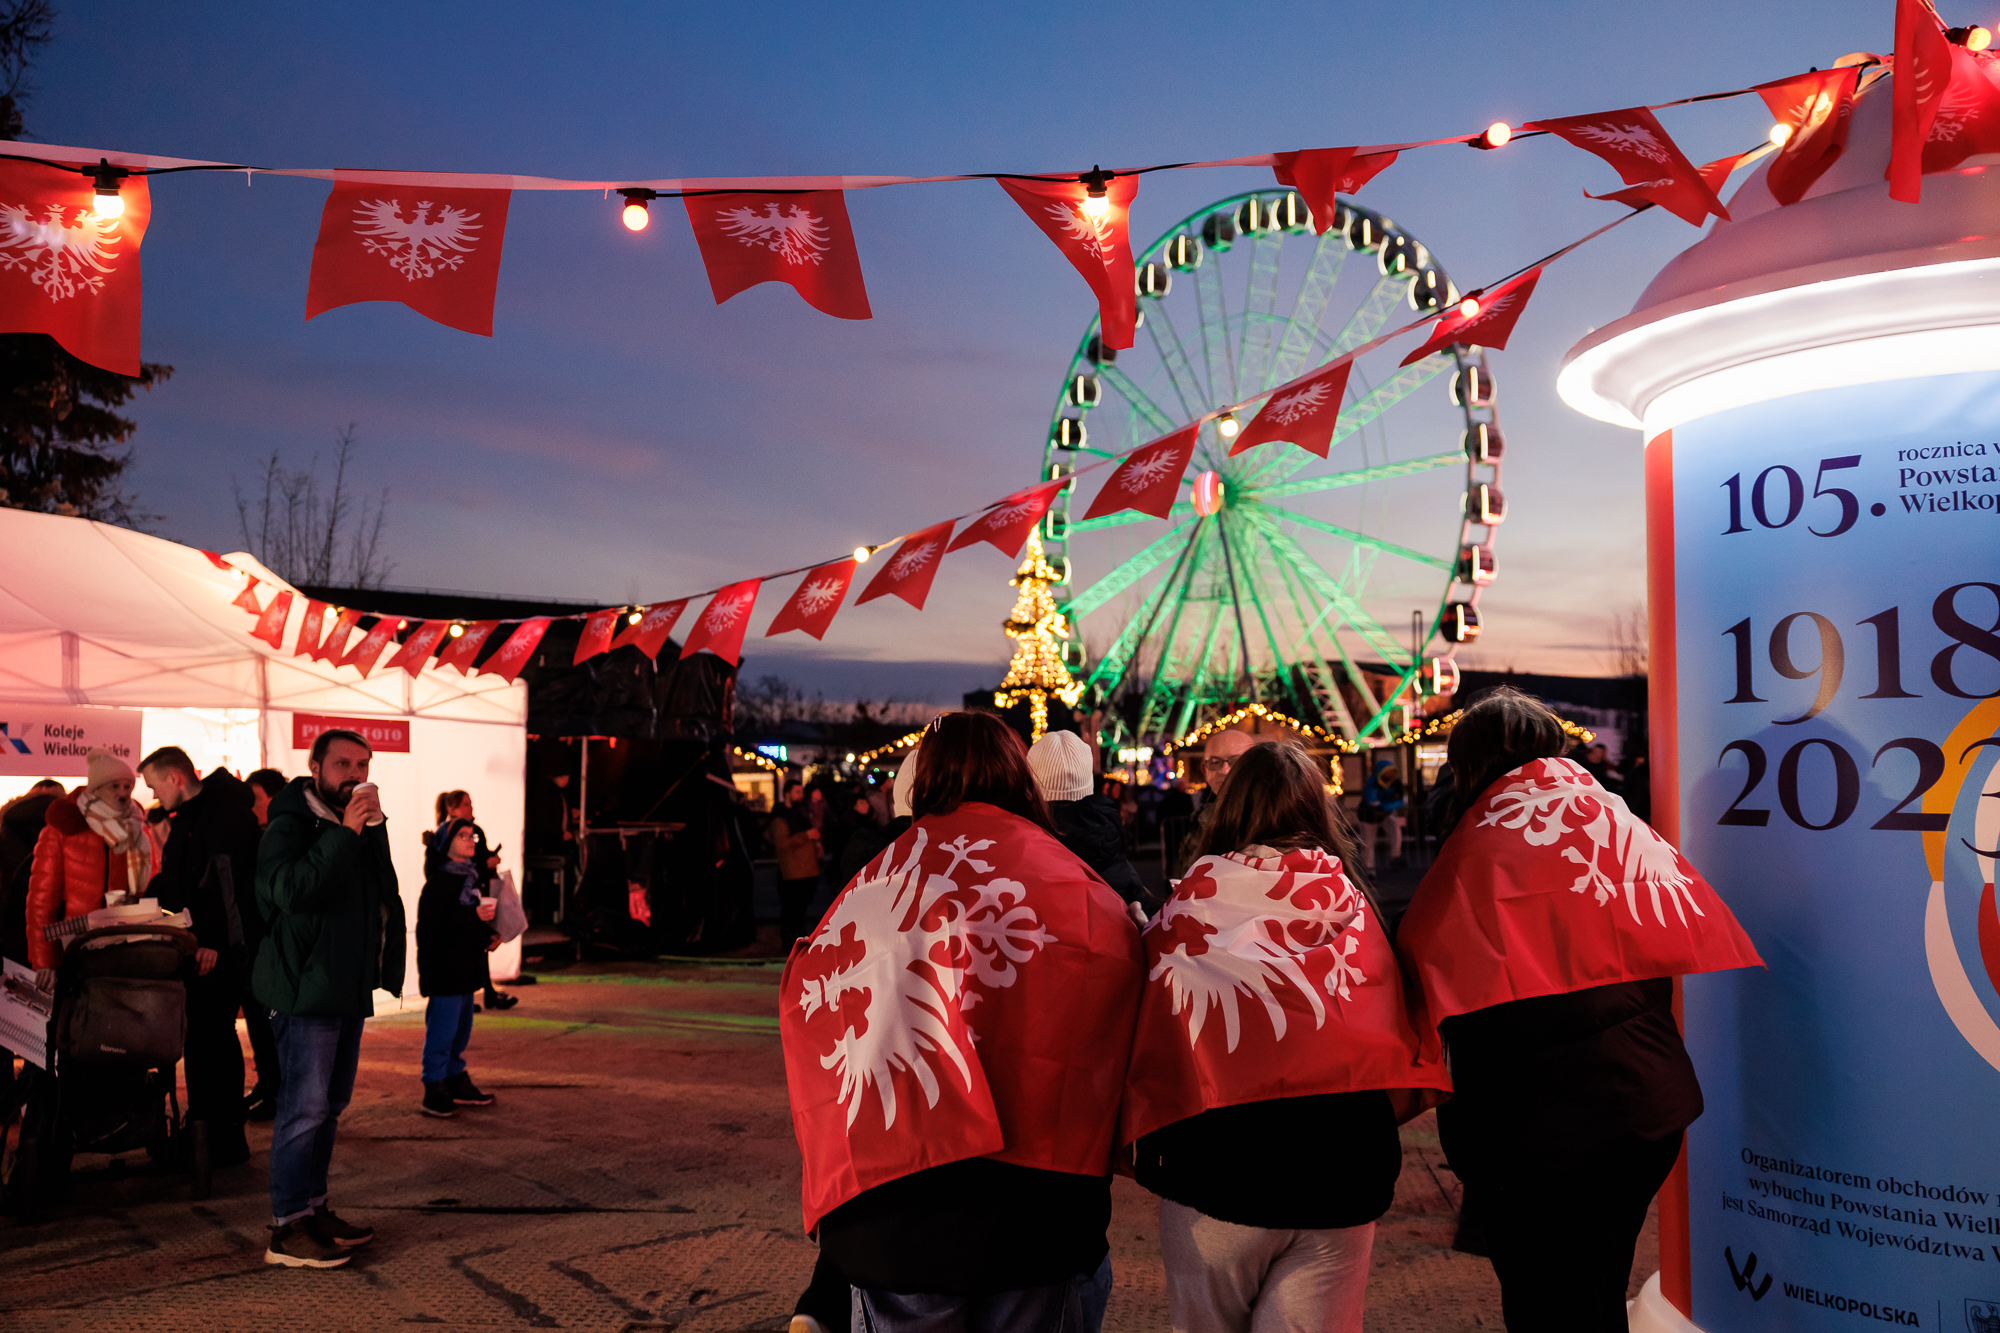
[0,509,530,998]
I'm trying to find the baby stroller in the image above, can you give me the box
[3,918,207,1218]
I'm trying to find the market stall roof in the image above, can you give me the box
[0,507,523,724]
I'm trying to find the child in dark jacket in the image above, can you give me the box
[417,818,500,1118]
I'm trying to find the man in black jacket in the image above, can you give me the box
[140,747,263,1168]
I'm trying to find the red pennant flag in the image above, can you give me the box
[766,560,858,640]
[683,191,871,321]
[1401,268,1542,367]
[293,599,329,660]
[1080,424,1199,522]
[1270,148,1398,233]
[1531,107,1726,227]
[341,617,402,678]
[610,599,689,660]
[231,579,264,615]
[385,619,450,677]
[1891,0,1954,202]
[0,162,150,375]
[1229,359,1354,459]
[573,608,622,665]
[1755,68,1859,206]
[481,618,552,684]
[249,590,293,649]
[318,608,363,665]
[436,620,498,674]
[201,550,234,571]
[999,173,1139,350]
[946,479,1068,558]
[682,580,762,665]
[305,180,511,336]
[1918,46,2000,174]
[856,521,955,610]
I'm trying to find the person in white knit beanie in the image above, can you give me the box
[1027,730,1149,915]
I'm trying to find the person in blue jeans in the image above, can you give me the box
[417,817,500,1118]
[252,728,405,1269]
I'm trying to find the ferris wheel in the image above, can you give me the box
[1039,188,1505,749]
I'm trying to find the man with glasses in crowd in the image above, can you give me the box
[1169,728,1256,879]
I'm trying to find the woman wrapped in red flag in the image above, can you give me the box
[1122,742,1450,1333]
[1399,688,1763,1332]
[779,711,1144,1333]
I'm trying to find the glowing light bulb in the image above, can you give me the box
[1768,122,1794,147]
[1458,296,1481,318]
[627,610,642,624]
[448,623,465,638]
[1971,25,1994,50]
[1216,413,1240,439]
[853,545,871,563]
[1478,122,1512,150]
[1080,191,1110,221]
[91,186,124,219]
[622,198,649,231]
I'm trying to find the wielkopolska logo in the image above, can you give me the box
[1923,696,2000,1073]
[1967,1299,2000,1333]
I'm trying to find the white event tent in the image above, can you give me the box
[0,508,528,994]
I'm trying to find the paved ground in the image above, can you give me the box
[1,961,1656,1332]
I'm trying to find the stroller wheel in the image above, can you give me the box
[188,1120,211,1200]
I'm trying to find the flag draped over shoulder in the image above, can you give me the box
[780,801,1143,1232]
[1121,847,1449,1147]
[1398,758,1764,1027]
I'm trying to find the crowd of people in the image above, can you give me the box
[776,691,1762,1333]
[0,728,519,1269]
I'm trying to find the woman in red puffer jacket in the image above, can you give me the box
[25,750,153,971]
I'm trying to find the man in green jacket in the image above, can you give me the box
[253,728,406,1269]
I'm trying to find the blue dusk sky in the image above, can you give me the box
[22,0,1917,702]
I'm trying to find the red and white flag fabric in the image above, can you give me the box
[1756,68,1859,206]
[249,590,293,650]
[780,801,1143,1230]
[999,173,1140,350]
[1398,758,1764,1028]
[1228,359,1354,458]
[1531,107,1726,227]
[945,479,1068,558]
[1271,148,1398,233]
[480,618,551,684]
[293,599,330,660]
[857,521,954,610]
[1121,847,1449,1146]
[0,161,150,374]
[436,620,498,674]
[1080,424,1198,522]
[231,579,264,615]
[1916,46,2000,174]
[766,561,858,640]
[573,608,622,665]
[610,599,688,659]
[318,608,364,665]
[681,580,761,665]
[1400,267,1541,367]
[305,180,511,336]
[684,190,871,321]
[340,617,402,677]
[1891,0,1955,202]
[385,619,450,677]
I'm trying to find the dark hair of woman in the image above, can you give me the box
[1195,741,1358,864]
[909,711,1054,833]
[1443,685,1573,833]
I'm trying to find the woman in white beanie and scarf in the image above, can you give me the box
[25,748,154,978]
[1028,730,1150,916]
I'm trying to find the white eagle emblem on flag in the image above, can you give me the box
[885,542,938,582]
[796,578,845,615]
[1118,448,1181,493]
[1264,380,1333,426]
[353,200,483,280]
[639,604,679,632]
[702,592,752,630]
[1571,121,1673,164]
[978,499,1037,531]
[1457,290,1519,334]
[1047,201,1114,259]
[1480,759,1701,925]
[718,203,833,266]
[0,203,120,300]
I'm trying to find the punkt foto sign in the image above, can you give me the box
[0,705,143,778]
[290,713,411,754]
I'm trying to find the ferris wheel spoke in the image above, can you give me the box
[1326,271,1410,357]
[1093,523,1208,708]
[1264,231,1347,391]
[1069,501,1195,535]
[1259,504,1457,571]
[1193,258,1238,406]
[1167,597,1230,738]
[1095,363,1178,437]
[1243,357,1451,487]
[1137,562,1207,737]
[1249,449,1462,502]
[1142,301,1207,422]
[1258,539,1363,736]
[1234,539,1314,720]
[1234,232,1286,401]
[1064,518,1199,620]
[1244,512,1411,669]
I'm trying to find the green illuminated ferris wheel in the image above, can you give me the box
[1039,189,1507,748]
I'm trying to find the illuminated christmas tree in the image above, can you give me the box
[993,531,1083,742]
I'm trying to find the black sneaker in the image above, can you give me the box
[313,1205,374,1247]
[448,1073,496,1107]
[265,1220,352,1268]
[421,1082,458,1118]
[483,989,519,1010]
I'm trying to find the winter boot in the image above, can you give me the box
[448,1072,496,1106]
[265,1220,352,1268]
[421,1082,458,1118]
